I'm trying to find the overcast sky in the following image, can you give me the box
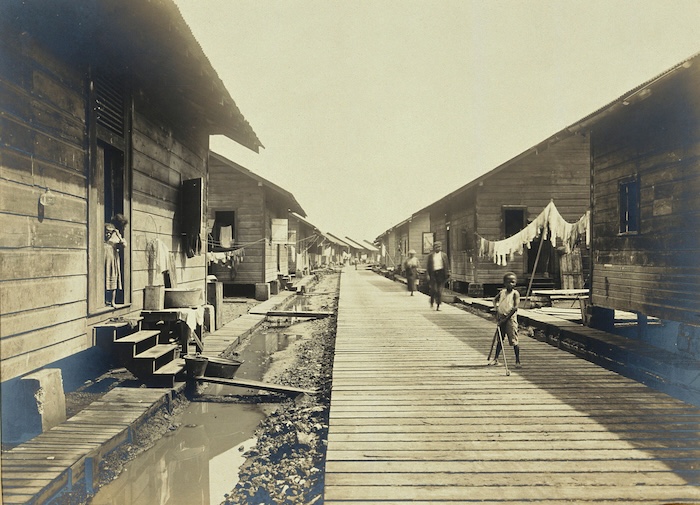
[174,0,700,244]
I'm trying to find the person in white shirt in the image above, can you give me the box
[426,241,450,310]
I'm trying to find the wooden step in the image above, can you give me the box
[149,358,186,388]
[129,342,178,378]
[114,330,160,356]
[93,319,143,350]
[153,358,185,377]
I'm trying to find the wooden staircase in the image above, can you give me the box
[95,318,186,388]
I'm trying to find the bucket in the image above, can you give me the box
[183,354,208,378]
[164,288,203,308]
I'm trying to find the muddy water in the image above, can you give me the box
[89,296,311,505]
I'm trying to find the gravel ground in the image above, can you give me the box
[222,270,339,504]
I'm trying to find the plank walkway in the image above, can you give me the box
[1,284,307,505]
[325,269,700,504]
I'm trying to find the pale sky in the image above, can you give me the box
[174,0,700,244]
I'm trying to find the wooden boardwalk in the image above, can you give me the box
[325,269,700,504]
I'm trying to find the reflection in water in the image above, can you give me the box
[89,320,305,505]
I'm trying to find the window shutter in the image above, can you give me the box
[95,75,125,137]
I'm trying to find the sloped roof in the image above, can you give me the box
[290,212,319,232]
[416,52,699,216]
[362,240,380,252]
[344,236,370,251]
[210,152,306,216]
[326,233,351,248]
[1,0,262,152]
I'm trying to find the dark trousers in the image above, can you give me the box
[429,269,447,306]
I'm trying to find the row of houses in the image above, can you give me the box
[377,52,700,345]
[0,0,378,444]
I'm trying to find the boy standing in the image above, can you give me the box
[489,272,522,368]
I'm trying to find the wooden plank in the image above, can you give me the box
[325,269,700,503]
[258,310,332,318]
[197,376,315,395]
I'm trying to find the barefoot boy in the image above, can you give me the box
[489,272,522,368]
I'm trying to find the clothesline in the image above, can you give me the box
[477,201,589,267]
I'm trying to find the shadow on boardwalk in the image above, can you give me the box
[325,268,700,504]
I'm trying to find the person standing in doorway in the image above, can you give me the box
[426,241,450,310]
[105,213,128,307]
[403,249,420,296]
[489,272,522,368]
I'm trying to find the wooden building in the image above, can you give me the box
[207,152,305,300]
[423,133,590,295]
[326,233,352,265]
[579,54,700,330]
[377,134,590,294]
[376,219,406,271]
[361,240,381,264]
[289,212,320,277]
[0,0,261,441]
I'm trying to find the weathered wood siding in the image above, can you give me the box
[0,29,209,381]
[408,211,430,268]
[264,192,290,283]
[590,63,700,324]
[0,30,90,381]
[397,224,409,267]
[386,230,398,269]
[474,134,590,285]
[447,187,478,284]
[429,204,448,261]
[129,109,208,303]
[208,159,264,284]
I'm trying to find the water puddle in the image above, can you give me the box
[88,304,310,505]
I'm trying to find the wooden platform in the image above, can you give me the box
[325,269,700,504]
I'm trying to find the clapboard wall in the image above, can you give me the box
[129,109,208,301]
[590,60,700,324]
[0,29,91,382]
[208,157,265,285]
[408,211,430,267]
[0,25,209,382]
[264,190,290,284]
[475,133,590,285]
[430,134,590,288]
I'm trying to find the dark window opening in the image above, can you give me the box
[211,211,236,250]
[103,145,125,225]
[503,208,525,238]
[619,178,640,234]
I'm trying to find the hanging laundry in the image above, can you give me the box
[219,225,233,248]
[146,238,171,286]
[477,201,589,266]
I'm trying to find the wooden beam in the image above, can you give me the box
[196,376,315,396]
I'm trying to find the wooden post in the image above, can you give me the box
[525,234,546,301]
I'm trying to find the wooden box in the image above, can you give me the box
[144,286,165,310]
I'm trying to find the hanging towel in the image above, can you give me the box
[219,225,233,248]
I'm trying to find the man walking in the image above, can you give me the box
[426,241,450,310]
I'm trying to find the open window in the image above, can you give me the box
[88,71,131,313]
[210,211,236,250]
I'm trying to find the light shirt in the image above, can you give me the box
[432,251,444,270]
